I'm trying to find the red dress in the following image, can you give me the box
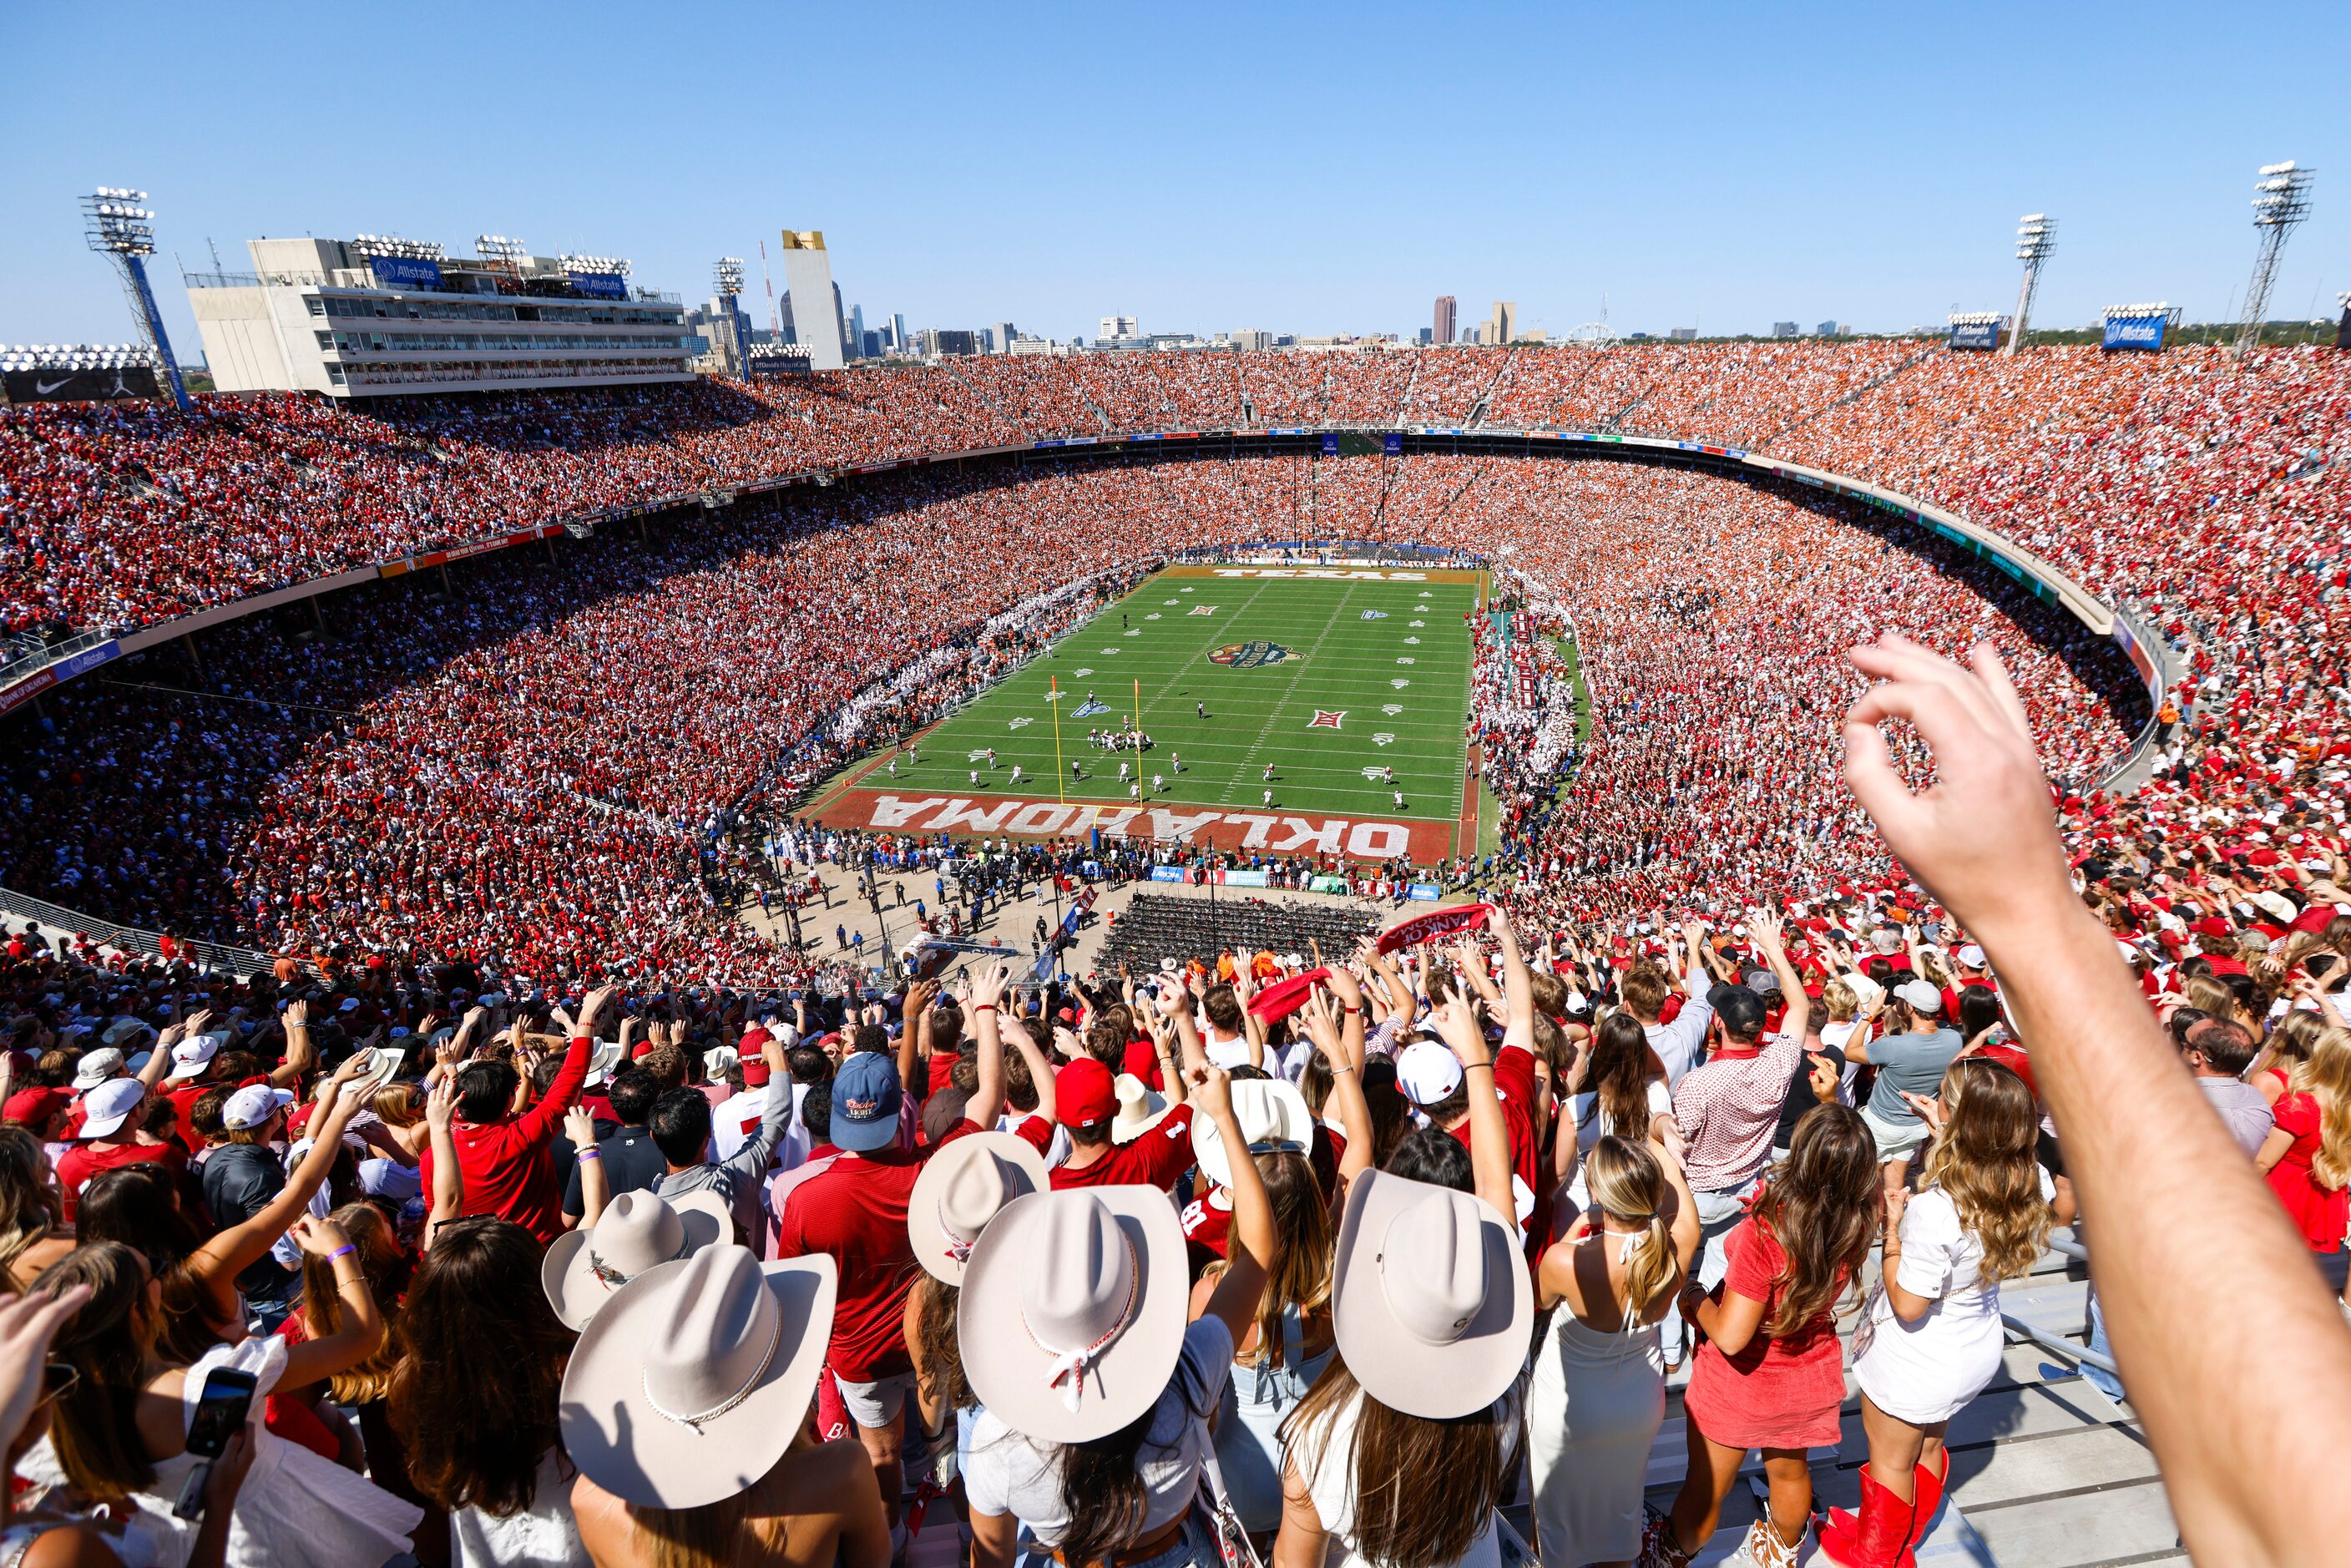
[1683,1214,1848,1450]
[2264,1091,2348,1253]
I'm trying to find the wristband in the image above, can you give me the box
[972,1004,998,1014]
[578,1148,603,1161]
[1342,1005,1362,1014]
[328,1244,356,1262]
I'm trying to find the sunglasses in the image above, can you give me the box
[42,1360,78,1402]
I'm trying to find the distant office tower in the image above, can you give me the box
[1670,327,1697,341]
[890,313,908,350]
[1772,321,1799,337]
[1417,326,1433,345]
[848,304,866,356]
[1816,319,1839,336]
[991,321,1015,353]
[1486,301,1515,343]
[1433,296,1456,344]
[777,231,846,369]
[1100,315,1138,341]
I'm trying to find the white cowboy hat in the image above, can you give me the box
[958,1187,1188,1443]
[559,1244,835,1510]
[343,1045,408,1099]
[1110,1074,1170,1145]
[582,1039,628,1090]
[1190,1078,1312,1190]
[542,1188,734,1330]
[1330,1169,1531,1420]
[907,1130,1049,1285]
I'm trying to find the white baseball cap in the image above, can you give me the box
[1895,979,1943,1015]
[222,1085,296,1132]
[1395,1039,1464,1106]
[1955,944,1987,970]
[165,1034,223,1082]
[78,1079,146,1140]
[72,1048,125,1092]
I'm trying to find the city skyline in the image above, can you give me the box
[1,1,2342,353]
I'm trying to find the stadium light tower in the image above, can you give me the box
[2003,215,2056,357]
[82,187,191,412]
[714,257,746,296]
[2237,161,2315,357]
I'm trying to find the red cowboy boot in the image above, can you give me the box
[1815,1464,1916,1568]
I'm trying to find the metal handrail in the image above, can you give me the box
[0,884,275,978]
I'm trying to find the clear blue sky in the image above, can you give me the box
[3,1,2341,351]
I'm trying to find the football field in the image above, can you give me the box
[806,565,1487,861]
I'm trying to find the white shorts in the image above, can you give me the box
[836,1369,916,1430]
[1862,1105,1930,1163]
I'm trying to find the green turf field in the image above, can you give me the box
[867,568,1481,826]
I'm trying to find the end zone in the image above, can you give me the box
[811,787,1457,862]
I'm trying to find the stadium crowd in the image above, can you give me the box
[0,341,2347,1565]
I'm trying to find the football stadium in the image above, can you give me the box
[0,8,2345,1568]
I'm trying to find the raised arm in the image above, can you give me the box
[964,964,1010,1131]
[566,1105,610,1228]
[1430,999,1514,1225]
[267,1000,317,1089]
[1194,1067,1276,1345]
[1842,634,2351,1566]
[422,1077,463,1247]
[189,1053,371,1292]
[1748,908,1811,1044]
[279,1215,385,1388]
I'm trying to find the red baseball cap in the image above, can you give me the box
[741,1057,772,1088]
[3,1087,69,1125]
[1056,1059,1117,1125]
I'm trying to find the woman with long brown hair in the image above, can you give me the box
[2250,1006,2332,1106]
[1822,1057,2054,1566]
[1562,1011,1671,1209]
[387,1216,581,1566]
[1650,1103,1881,1568]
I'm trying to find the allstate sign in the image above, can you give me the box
[2102,313,2170,352]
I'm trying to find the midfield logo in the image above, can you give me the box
[1189,604,1218,615]
[1359,609,1388,620]
[1309,711,1346,729]
[1207,640,1296,669]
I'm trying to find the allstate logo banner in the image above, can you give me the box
[2101,313,2170,352]
[367,255,444,292]
[1207,640,1296,669]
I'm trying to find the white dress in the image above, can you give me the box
[18,1337,422,1568]
[1853,1173,2055,1424]
[1563,1080,1671,1211]
[1527,1273,1665,1565]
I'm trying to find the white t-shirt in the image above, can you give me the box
[1204,1032,1254,1071]
[1879,1171,2059,1325]
[1646,992,1712,1087]
[963,1317,1233,1545]
[452,1449,585,1568]
[1294,1383,1524,1568]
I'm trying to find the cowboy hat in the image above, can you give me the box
[582,1039,628,1090]
[1110,1075,1170,1145]
[1191,1078,1311,1190]
[1330,1169,1530,1419]
[559,1244,834,1510]
[343,1045,408,1099]
[908,1130,1049,1285]
[542,1188,734,1330]
[958,1187,1188,1443]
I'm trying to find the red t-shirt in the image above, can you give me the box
[54,1140,188,1222]
[773,1120,979,1382]
[1181,1186,1232,1263]
[1443,1045,1543,1239]
[417,1034,591,1247]
[1051,1105,1198,1191]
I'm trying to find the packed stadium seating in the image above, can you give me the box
[1100,893,1379,979]
[0,341,2343,990]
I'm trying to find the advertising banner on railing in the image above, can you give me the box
[1406,882,1444,901]
[1948,320,2002,352]
[1308,875,1351,894]
[1150,865,1187,883]
[2101,313,2171,353]
[0,640,119,717]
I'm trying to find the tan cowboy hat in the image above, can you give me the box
[1110,1073,1170,1144]
[541,1189,734,1330]
[1330,1170,1531,1420]
[344,1045,408,1100]
[559,1244,836,1510]
[958,1186,1188,1443]
[908,1130,1049,1285]
[1190,1078,1312,1190]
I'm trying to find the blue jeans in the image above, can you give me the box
[2081,1285,2125,1401]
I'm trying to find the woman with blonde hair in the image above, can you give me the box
[0,1125,73,1289]
[1529,1132,1700,1568]
[2250,1007,2332,1106]
[1821,1055,2053,1565]
[2254,1024,2351,1257]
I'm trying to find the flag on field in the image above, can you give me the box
[1309,711,1346,729]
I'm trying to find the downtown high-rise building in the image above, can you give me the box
[1433,296,1457,344]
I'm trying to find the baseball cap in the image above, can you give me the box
[1395,1040,1464,1106]
[3,1087,70,1126]
[1955,943,1987,970]
[78,1079,145,1141]
[222,1085,296,1133]
[1056,1058,1118,1126]
[1895,979,1943,1015]
[830,1052,902,1152]
[72,1048,125,1092]
[1715,988,1768,1039]
[1742,968,1782,997]
[165,1034,222,1082]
